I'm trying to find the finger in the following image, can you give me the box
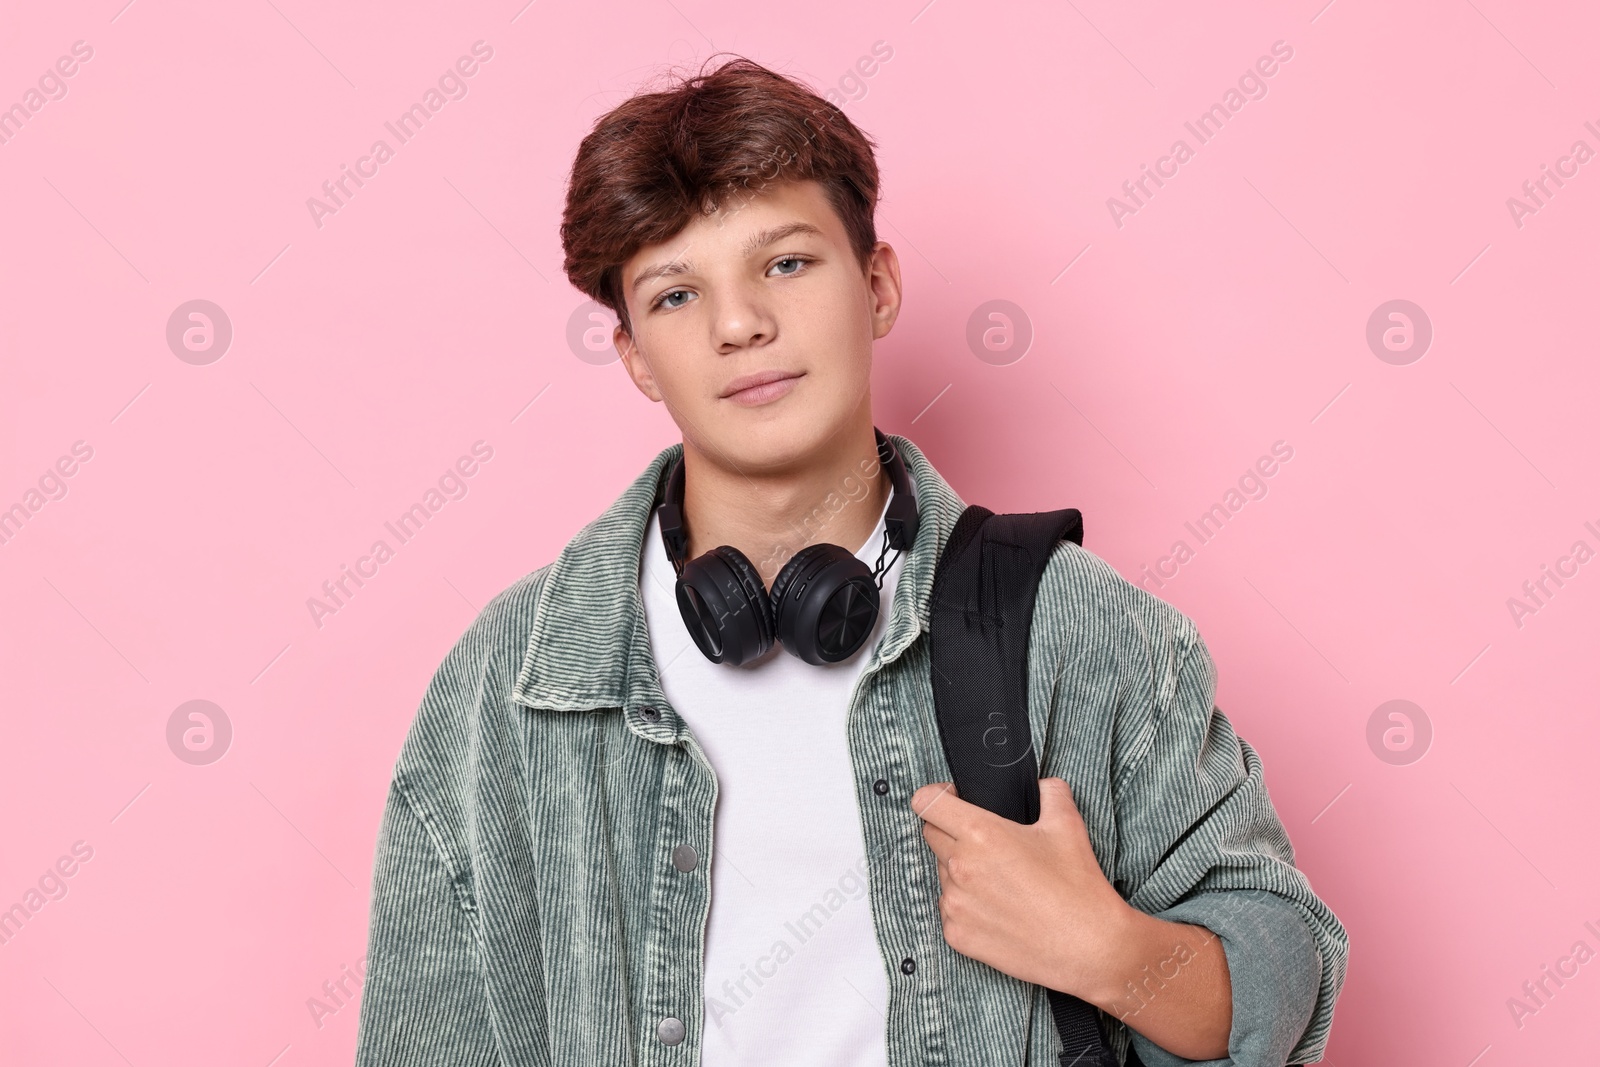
[910,781,956,814]
[1036,776,1085,824]
[920,820,958,857]
[910,782,984,838]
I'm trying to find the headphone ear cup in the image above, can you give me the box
[676,545,774,666]
[770,543,881,665]
[768,543,830,616]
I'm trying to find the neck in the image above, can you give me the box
[678,419,890,586]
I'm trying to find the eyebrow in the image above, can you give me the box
[629,221,827,296]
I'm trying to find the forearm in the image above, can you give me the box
[1078,909,1233,1061]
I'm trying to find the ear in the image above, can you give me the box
[865,241,903,340]
[614,323,664,402]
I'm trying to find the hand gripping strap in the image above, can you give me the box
[929,504,1133,1067]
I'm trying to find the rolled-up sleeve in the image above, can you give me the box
[1112,632,1349,1066]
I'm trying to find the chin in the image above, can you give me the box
[700,406,843,474]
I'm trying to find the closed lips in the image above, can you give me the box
[721,370,803,397]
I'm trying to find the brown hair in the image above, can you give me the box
[560,55,882,336]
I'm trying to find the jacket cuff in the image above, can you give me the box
[1124,889,1322,1067]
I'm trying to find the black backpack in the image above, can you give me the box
[928,504,1139,1067]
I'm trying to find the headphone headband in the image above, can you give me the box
[658,428,918,573]
[878,431,919,553]
[658,458,690,576]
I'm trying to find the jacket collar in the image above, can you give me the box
[510,433,967,713]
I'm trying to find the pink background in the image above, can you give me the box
[3,0,1597,1062]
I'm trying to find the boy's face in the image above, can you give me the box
[613,179,902,474]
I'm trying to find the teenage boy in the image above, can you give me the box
[355,57,1347,1067]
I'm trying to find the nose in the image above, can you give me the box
[711,282,777,352]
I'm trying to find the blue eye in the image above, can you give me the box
[654,289,692,310]
[771,257,807,276]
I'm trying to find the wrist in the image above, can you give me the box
[1079,903,1166,1017]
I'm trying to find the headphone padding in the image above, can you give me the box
[676,545,774,666]
[771,543,880,665]
[769,543,830,615]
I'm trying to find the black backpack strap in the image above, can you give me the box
[928,504,1083,822]
[929,504,1135,1067]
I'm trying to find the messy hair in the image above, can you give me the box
[560,55,882,335]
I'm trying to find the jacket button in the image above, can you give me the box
[641,706,661,721]
[671,843,699,872]
[657,1016,686,1045]
[873,778,889,795]
[900,957,916,975]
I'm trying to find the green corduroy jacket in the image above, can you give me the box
[354,433,1348,1067]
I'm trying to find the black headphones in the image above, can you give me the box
[656,428,920,667]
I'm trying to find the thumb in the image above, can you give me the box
[1037,777,1084,825]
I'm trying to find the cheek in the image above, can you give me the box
[823,299,875,396]
[800,269,875,349]
[632,322,701,394]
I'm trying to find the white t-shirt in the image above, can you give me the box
[639,494,902,1066]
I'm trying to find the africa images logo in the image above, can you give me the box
[305,41,494,229]
[1106,40,1295,228]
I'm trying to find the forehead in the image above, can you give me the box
[621,179,847,281]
